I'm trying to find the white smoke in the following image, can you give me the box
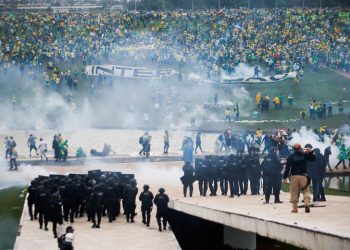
[222,63,264,80]
[0,158,49,190]
[289,126,339,165]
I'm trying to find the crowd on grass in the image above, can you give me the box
[1,8,350,90]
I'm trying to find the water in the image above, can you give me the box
[325,175,350,192]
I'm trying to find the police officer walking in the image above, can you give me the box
[195,158,209,196]
[91,184,104,228]
[261,149,283,204]
[139,184,154,227]
[181,161,195,197]
[154,188,169,232]
[123,179,138,223]
[283,143,315,213]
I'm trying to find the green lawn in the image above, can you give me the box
[0,187,26,250]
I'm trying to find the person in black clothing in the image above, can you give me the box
[181,161,195,197]
[314,148,327,202]
[35,183,51,230]
[74,179,85,218]
[154,188,169,232]
[84,181,94,222]
[139,184,154,227]
[218,157,228,196]
[49,193,63,238]
[207,156,219,196]
[27,180,38,220]
[195,132,203,154]
[52,135,60,161]
[237,156,248,195]
[283,143,315,213]
[105,178,119,223]
[247,154,261,195]
[194,158,209,196]
[91,184,104,228]
[123,179,138,223]
[58,226,74,250]
[324,146,332,171]
[261,149,283,204]
[225,154,240,197]
[62,179,77,223]
[306,144,321,202]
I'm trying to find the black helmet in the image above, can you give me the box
[304,143,313,149]
[159,187,165,193]
[143,184,150,190]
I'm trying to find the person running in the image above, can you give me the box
[28,134,38,158]
[38,138,48,161]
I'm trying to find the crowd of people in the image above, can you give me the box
[1,8,350,88]
[27,170,170,248]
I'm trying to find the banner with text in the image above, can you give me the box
[86,65,176,79]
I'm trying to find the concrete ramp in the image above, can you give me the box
[169,194,350,250]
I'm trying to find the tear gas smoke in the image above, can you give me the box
[289,126,339,165]
[0,158,49,190]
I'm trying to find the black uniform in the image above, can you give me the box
[195,158,209,196]
[247,155,261,195]
[62,181,77,223]
[237,156,248,195]
[105,179,120,223]
[181,162,195,197]
[49,193,63,238]
[306,151,320,202]
[27,181,38,220]
[36,185,51,230]
[225,154,240,197]
[91,186,104,228]
[314,149,327,201]
[154,190,169,232]
[261,153,283,203]
[218,157,228,195]
[139,187,154,226]
[208,156,219,196]
[123,182,138,223]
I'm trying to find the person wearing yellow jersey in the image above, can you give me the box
[224,107,231,123]
[273,96,280,111]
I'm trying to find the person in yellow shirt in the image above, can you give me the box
[256,92,262,108]
[224,107,231,123]
[273,96,280,111]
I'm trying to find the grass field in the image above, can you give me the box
[0,187,26,250]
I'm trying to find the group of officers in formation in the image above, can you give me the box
[181,143,328,206]
[26,170,170,245]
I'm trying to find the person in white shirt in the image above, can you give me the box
[38,138,48,161]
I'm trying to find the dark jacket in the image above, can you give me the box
[284,150,315,179]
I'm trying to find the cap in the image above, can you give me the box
[304,144,313,149]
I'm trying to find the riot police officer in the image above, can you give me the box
[154,188,169,232]
[237,156,248,195]
[207,156,219,196]
[62,179,77,223]
[139,184,154,227]
[105,178,119,223]
[261,148,283,204]
[27,180,38,220]
[225,154,240,197]
[218,157,228,196]
[181,161,195,197]
[36,182,51,230]
[195,158,209,196]
[49,193,63,238]
[91,184,104,228]
[247,154,261,195]
[123,179,138,223]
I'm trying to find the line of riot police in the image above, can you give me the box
[181,149,285,204]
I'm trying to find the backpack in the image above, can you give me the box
[139,136,143,145]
